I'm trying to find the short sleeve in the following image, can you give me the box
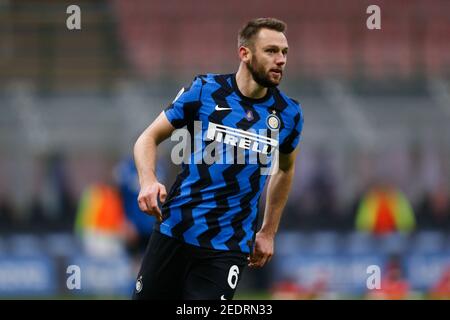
[164,76,203,129]
[279,105,304,154]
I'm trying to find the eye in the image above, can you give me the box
[266,49,277,54]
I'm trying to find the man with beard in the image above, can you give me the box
[132,17,304,300]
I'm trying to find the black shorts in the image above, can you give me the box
[132,231,248,300]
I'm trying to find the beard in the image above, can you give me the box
[246,56,281,88]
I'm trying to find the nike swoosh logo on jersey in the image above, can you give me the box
[215,105,232,111]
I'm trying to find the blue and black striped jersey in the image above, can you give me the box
[155,73,304,253]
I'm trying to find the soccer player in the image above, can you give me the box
[132,17,304,300]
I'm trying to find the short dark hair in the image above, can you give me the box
[238,17,287,48]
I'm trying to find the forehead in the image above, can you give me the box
[254,28,288,48]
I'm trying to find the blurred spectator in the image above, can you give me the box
[355,180,416,235]
[0,195,15,230]
[271,279,307,300]
[44,153,75,227]
[428,266,450,300]
[308,152,339,229]
[271,275,329,300]
[29,195,46,230]
[417,184,450,230]
[282,148,339,231]
[74,183,127,257]
[28,153,75,230]
[366,255,411,300]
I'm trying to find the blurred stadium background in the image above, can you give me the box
[0,0,450,299]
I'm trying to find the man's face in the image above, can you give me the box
[245,28,288,88]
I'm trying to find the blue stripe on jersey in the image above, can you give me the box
[182,206,209,246]
[161,164,198,236]
[210,165,260,249]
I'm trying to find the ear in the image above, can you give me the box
[238,46,251,63]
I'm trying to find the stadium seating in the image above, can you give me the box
[111,0,450,81]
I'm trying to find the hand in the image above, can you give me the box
[248,231,274,268]
[137,181,167,222]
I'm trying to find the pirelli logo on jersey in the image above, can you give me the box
[170,120,280,175]
[206,122,278,154]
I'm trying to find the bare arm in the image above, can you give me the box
[134,112,175,221]
[248,149,298,268]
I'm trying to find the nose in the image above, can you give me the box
[275,53,286,67]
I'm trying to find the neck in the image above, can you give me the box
[235,63,268,99]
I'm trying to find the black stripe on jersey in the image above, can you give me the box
[162,164,190,209]
[172,75,234,241]
[224,166,261,251]
[209,75,234,124]
[170,161,213,239]
[262,90,290,159]
[155,165,189,231]
[202,97,260,251]
[196,162,246,248]
[168,100,201,129]
[196,75,244,248]
[165,76,205,128]
[214,74,234,92]
[268,90,289,132]
[157,164,191,232]
[235,101,260,131]
[279,112,301,154]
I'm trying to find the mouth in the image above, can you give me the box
[269,69,283,76]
